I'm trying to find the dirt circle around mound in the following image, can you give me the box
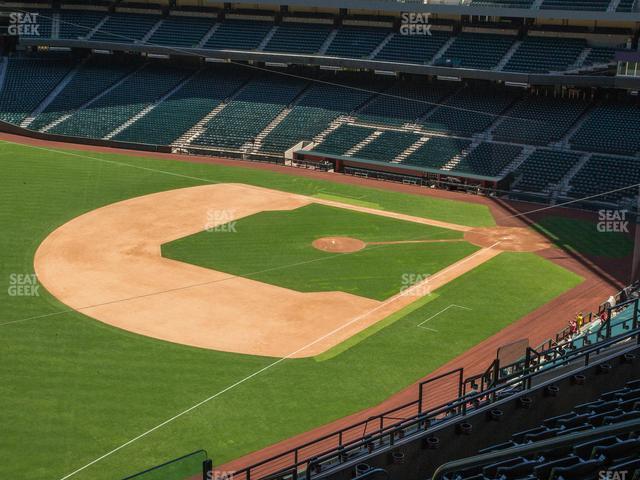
[464,226,552,252]
[312,236,367,253]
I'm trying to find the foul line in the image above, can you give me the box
[55,264,455,480]
[417,304,472,332]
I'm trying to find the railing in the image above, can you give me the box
[431,418,640,480]
[227,300,640,480]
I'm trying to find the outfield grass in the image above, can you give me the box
[533,216,634,259]
[0,141,582,480]
[163,204,478,300]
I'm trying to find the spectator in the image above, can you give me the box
[568,318,578,336]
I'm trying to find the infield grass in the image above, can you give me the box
[0,141,584,480]
[162,203,478,300]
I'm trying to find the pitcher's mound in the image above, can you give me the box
[312,236,366,253]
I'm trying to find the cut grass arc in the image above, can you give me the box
[162,203,478,301]
[0,142,582,480]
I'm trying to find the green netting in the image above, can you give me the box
[122,450,208,480]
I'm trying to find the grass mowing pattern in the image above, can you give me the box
[162,204,477,300]
[0,141,581,480]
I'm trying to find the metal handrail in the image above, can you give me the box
[304,328,640,476]
[431,418,640,480]
[233,312,640,480]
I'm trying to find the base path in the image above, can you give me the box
[34,183,503,358]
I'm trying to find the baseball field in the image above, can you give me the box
[2,137,633,480]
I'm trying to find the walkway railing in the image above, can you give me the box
[227,298,640,480]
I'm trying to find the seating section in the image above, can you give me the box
[423,87,517,135]
[264,22,332,54]
[113,66,250,145]
[444,380,640,480]
[358,81,455,127]
[325,27,390,58]
[438,33,516,70]
[59,10,106,40]
[313,124,375,156]
[513,150,583,193]
[583,47,617,66]
[503,37,586,73]
[2,50,639,206]
[29,56,137,131]
[541,0,611,11]
[354,130,420,162]
[148,16,213,47]
[571,104,640,156]
[452,142,523,177]
[204,20,272,50]
[90,13,159,43]
[191,76,306,149]
[0,57,73,124]
[49,64,189,138]
[9,8,626,76]
[568,155,640,203]
[260,80,373,153]
[616,0,636,11]
[493,95,589,145]
[401,137,472,170]
[373,31,451,65]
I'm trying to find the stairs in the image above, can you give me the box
[499,145,535,177]
[197,23,219,48]
[52,12,60,39]
[344,130,382,156]
[569,47,593,70]
[393,136,429,163]
[248,84,310,151]
[103,70,198,140]
[21,60,85,128]
[531,0,546,8]
[416,85,464,123]
[318,29,338,55]
[312,116,350,144]
[141,19,164,44]
[558,152,592,195]
[257,25,279,51]
[246,106,292,151]
[173,77,252,147]
[483,96,524,140]
[39,64,146,133]
[368,32,395,60]
[496,41,522,71]
[608,0,623,11]
[85,15,110,40]
[441,140,479,171]
[430,36,457,63]
[557,103,597,147]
